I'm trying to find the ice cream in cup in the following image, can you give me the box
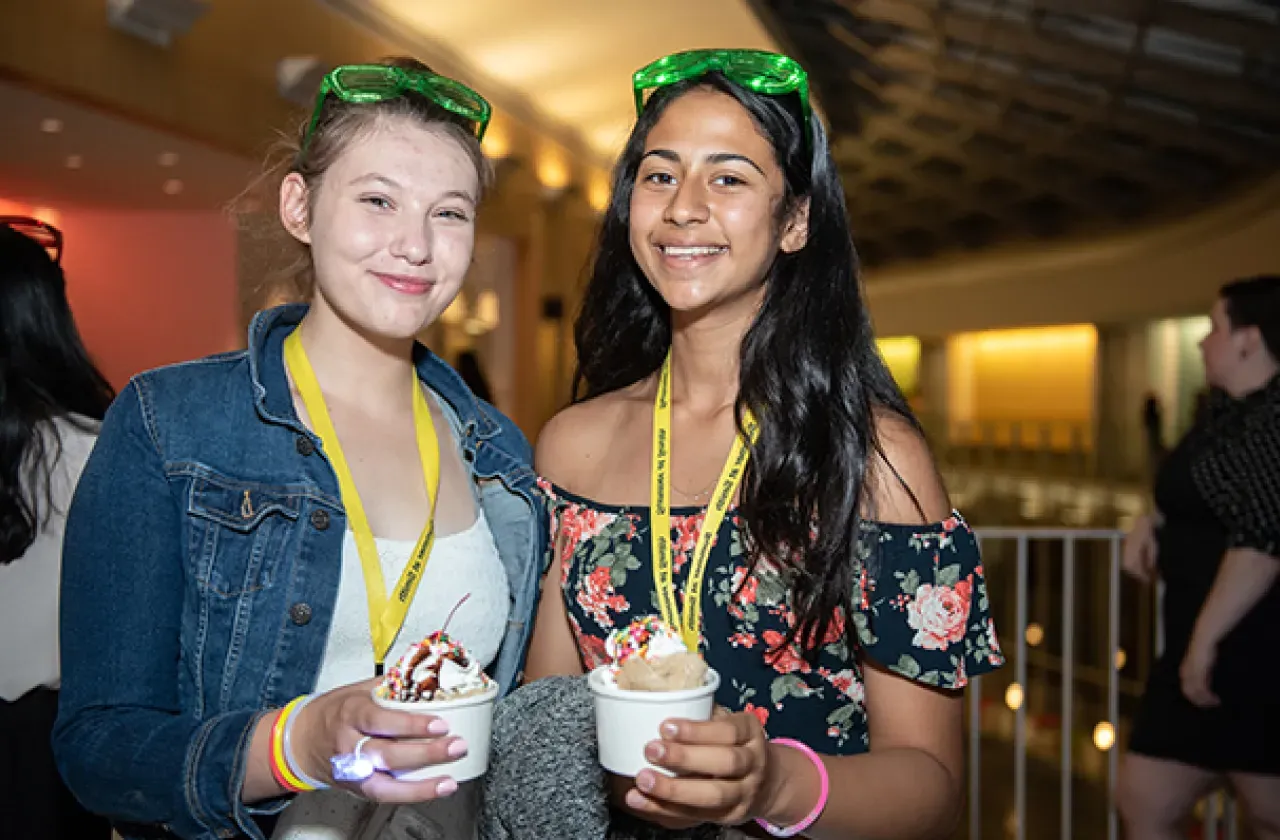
[588,616,720,778]
[372,630,498,782]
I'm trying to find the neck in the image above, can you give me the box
[296,298,417,413]
[667,292,760,414]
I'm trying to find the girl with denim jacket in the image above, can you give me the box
[54,58,544,840]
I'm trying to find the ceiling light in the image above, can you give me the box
[158,152,180,167]
[41,118,63,134]
[65,154,84,170]
[107,0,209,47]
[587,171,611,214]
[277,56,327,108]
[481,120,511,160]
[536,148,570,199]
[163,179,184,195]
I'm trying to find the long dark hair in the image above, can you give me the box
[1221,275,1280,360]
[0,226,115,564]
[572,72,918,659]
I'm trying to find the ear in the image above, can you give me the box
[279,173,313,245]
[1238,324,1266,359]
[780,198,810,254]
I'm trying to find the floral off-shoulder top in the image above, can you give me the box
[540,480,1004,753]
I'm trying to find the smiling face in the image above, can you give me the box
[628,87,808,317]
[280,115,480,340]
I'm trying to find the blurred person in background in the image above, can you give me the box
[1141,391,1164,474]
[1120,275,1280,840]
[454,349,493,404]
[53,58,545,840]
[0,219,113,840]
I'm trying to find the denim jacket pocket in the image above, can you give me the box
[186,472,303,598]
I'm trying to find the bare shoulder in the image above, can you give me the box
[868,409,951,525]
[534,384,648,494]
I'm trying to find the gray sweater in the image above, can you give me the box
[480,676,732,840]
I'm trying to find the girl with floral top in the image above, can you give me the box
[525,49,1004,839]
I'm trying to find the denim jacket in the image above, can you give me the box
[53,305,546,840]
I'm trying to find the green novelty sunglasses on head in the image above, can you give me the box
[302,63,492,155]
[632,49,813,146]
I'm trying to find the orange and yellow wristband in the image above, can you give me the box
[269,695,329,793]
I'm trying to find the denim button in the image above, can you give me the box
[289,603,313,626]
[310,509,330,531]
[296,435,315,456]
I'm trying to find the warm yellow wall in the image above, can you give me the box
[946,325,1097,447]
[877,337,921,397]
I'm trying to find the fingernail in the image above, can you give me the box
[437,778,458,797]
[447,738,469,759]
[427,719,450,736]
[645,742,665,761]
[636,772,655,793]
[662,722,678,737]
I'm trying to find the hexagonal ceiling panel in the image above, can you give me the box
[750,0,1280,267]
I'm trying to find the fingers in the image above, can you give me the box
[646,740,755,779]
[636,768,747,810]
[1181,676,1220,708]
[1179,660,1220,709]
[362,735,469,774]
[661,713,756,747]
[354,773,460,804]
[622,788,723,829]
[355,705,450,741]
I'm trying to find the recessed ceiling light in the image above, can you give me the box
[65,154,84,170]
[158,152,180,167]
[40,118,63,134]
[163,178,184,195]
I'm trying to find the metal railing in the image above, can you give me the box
[969,527,1239,840]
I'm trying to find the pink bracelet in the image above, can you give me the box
[755,738,830,838]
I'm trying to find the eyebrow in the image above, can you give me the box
[641,148,766,177]
[350,173,401,189]
[350,174,476,204]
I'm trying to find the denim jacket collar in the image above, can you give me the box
[245,304,501,440]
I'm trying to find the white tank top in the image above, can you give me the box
[311,510,510,693]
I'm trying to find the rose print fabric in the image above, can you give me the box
[540,480,1004,753]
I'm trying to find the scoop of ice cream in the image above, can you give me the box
[606,616,708,692]
[377,631,493,702]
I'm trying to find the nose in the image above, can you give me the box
[663,177,709,227]
[390,216,434,265]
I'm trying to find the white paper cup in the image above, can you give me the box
[587,665,720,778]
[371,682,499,782]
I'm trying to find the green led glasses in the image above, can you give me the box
[302,64,492,155]
[632,49,812,145]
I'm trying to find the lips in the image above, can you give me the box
[372,272,436,295]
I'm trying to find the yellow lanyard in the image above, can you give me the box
[283,330,441,673]
[650,352,758,651]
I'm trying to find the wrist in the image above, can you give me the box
[1189,627,1220,653]
[757,740,825,831]
[288,697,330,785]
